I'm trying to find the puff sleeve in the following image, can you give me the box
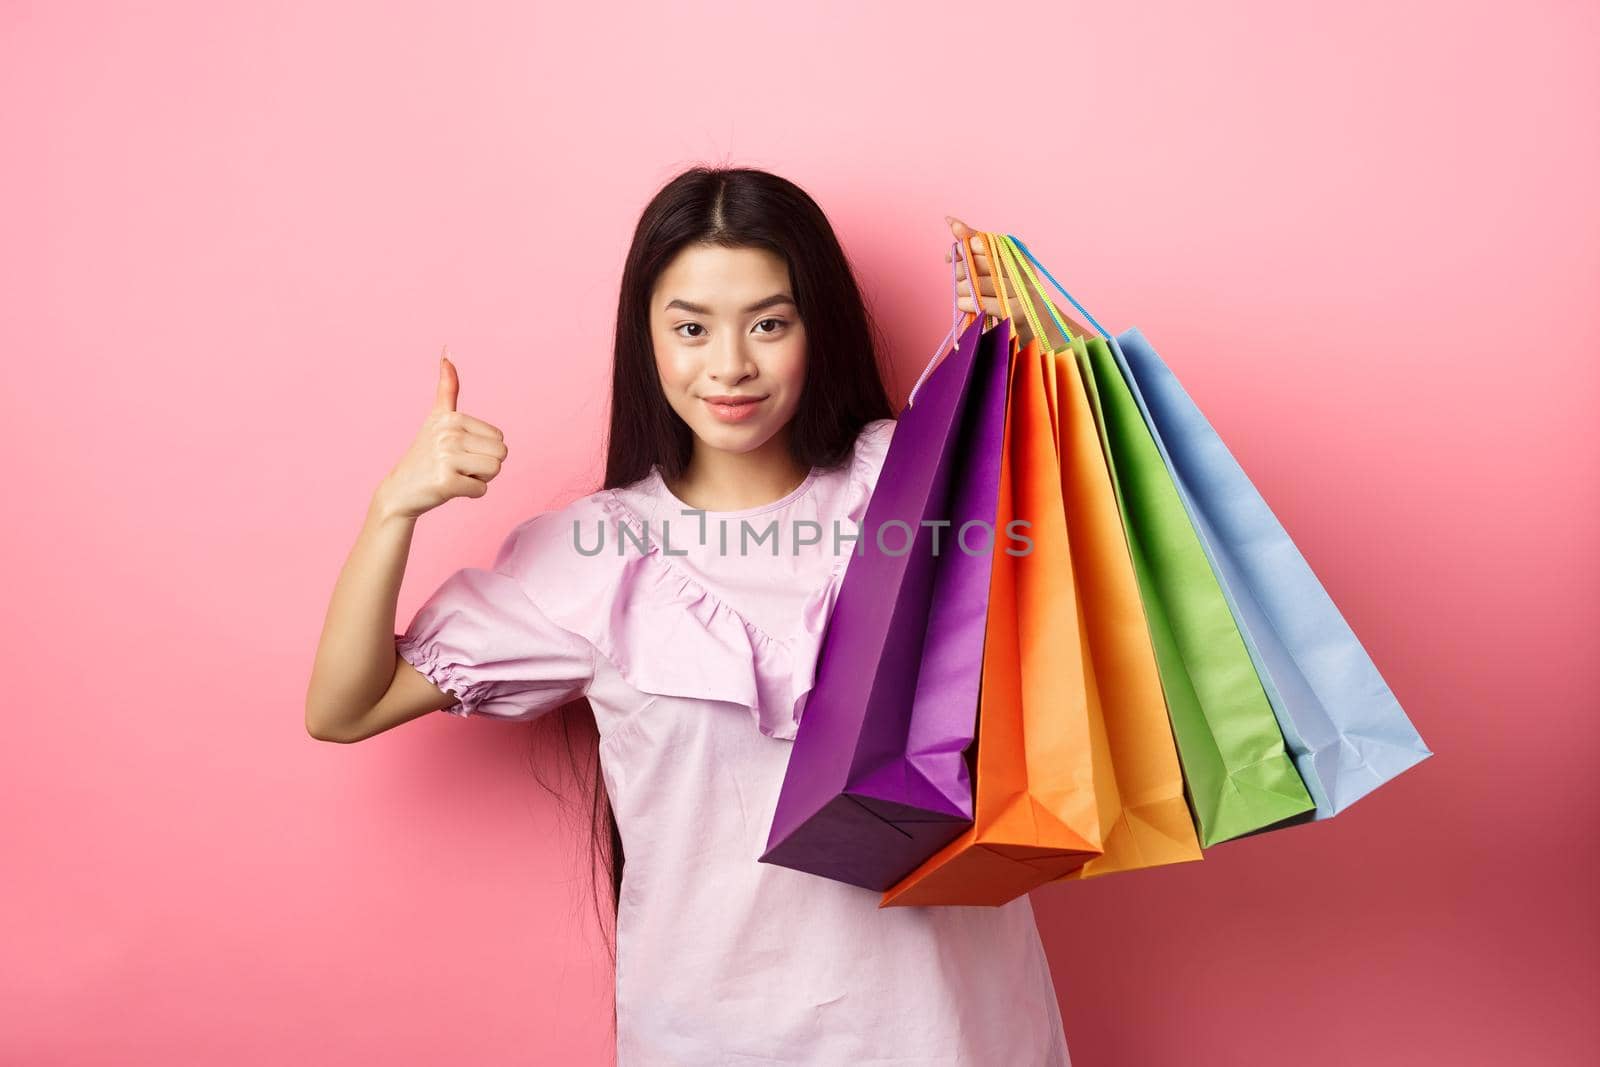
[395,517,597,721]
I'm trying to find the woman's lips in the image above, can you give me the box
[703,396,765,423]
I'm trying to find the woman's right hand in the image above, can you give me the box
[374,348,509,520]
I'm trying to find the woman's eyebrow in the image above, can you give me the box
[664,294,796,314]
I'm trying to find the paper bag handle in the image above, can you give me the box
[908,230,988,407]
[1005,235,1112,341]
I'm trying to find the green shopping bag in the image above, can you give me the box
[1074,335,1315,846]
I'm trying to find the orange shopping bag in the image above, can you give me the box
[881,235,1103,908]
[992,235,1204,879]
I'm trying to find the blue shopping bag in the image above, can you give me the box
[1109,330,1432,816]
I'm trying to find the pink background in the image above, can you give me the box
[4,1,1595,1064]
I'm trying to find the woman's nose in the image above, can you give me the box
[707,335,757,383]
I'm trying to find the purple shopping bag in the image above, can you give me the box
[760,311,1012,890]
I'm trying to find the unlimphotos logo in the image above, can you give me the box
[571,510,1035,559]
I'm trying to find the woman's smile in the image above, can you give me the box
[702,394,767,422]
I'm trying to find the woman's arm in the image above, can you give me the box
[303,494,443,742]
[304,354,510,743]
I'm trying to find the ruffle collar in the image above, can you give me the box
[521,419,894,741]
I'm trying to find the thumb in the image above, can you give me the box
[433,346,458,414]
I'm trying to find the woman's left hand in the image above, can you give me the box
[942,215,1066,350]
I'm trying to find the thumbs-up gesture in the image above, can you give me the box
[376,348,510,520]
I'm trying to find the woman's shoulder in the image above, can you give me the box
[810,416,896,524]
[484,485,661,656]
[850,417,897,478]
[494,485,632,578]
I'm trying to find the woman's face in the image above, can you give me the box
[649,242,807,456]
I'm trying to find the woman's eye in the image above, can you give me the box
[675,323,706,338]
[753,318,786,334]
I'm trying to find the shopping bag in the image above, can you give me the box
[1006,236,1317,846]
[986,236,1203,879]
[760,236,1011,890]
[1112,329,1433,816]
[881,237,1104,907]
[1077,334,1315,845]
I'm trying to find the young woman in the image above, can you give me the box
[304,167,1074,1065]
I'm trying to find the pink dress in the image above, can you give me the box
[397,417,1072,1066]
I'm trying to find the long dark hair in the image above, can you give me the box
[528,165,895,966]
